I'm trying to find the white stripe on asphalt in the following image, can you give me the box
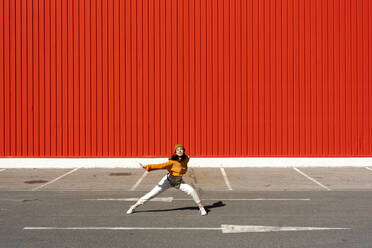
[293,168,331,191]
[83,198,310,202]
[85,197,174,202]
[130,171,148,191]
[24,227,222,231]
[24,225,350,233]
[366,167,372,171]
[220,225,350,233]
[0,169,6,172]
[32,168,80,191]
[220,168,233,190]
[173,198,310,201]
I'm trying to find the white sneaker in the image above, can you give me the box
[126,205,136,214]
[199,207,207,216]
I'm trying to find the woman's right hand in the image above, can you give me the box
[139,163,146,169]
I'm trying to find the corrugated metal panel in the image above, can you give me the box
[0,0,371,157]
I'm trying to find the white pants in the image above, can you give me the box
[136,175,201,206]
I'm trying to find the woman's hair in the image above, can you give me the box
[169,154,188,162]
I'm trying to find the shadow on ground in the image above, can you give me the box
[135,201,225,214]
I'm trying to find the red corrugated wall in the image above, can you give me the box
[0,0,371,157]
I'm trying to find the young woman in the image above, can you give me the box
[126,144,207,216]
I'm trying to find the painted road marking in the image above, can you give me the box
[173,198,311,201]
[366,167,372,171]
[85,197,174,202]
[24,224,350,233]
[32,168,80,191]
[0,169,6,172]
[293,168,331,191]
[130,171,148,191]
[83,198,310,202]
[220,168,233,190]
[24,227,221,231]
[220,225,350,233]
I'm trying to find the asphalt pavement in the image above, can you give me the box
[0,167,372,248]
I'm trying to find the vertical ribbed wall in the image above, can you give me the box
[0,0,371,157]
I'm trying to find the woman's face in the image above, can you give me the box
[175,147,185,157]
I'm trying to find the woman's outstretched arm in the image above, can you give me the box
[139,161,173,172]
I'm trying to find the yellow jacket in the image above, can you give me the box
[145,156,190,177]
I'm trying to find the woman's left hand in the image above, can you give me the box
[139,163,146,169]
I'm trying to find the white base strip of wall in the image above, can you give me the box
[0,157,371,168]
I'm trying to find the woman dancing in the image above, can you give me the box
[126,144,207,216]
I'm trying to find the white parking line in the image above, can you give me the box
[31,168,80,191]
[85,197,174,202]
[84,198,311,202]
[24,225,350,233]
[293,168,331,191]
[24,227,221,231]
[366,167,372,171]
[173,198,311,201]
[130,171,148,191]
[0,169,6,172]
[220,168,233,190]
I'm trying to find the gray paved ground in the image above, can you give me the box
[0,167,372,248]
